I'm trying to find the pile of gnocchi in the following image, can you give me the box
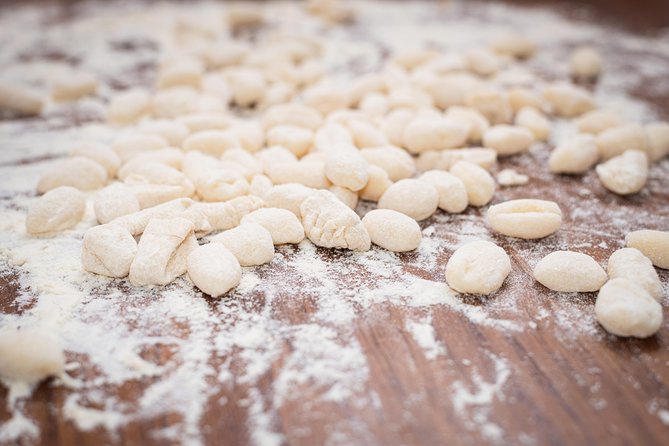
[5,0,669,339]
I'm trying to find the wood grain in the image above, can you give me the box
[1,1,669,446]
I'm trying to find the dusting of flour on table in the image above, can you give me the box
[1,1,669,445]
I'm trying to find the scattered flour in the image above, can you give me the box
[406,315,447,360]
[0,0,668,445]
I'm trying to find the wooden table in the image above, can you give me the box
[1,1,669,445]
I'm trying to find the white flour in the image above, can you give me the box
[1,1,668,445]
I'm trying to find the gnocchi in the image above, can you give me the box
[607,248,663,302]
[450,160,495,207]
[445,240,511,295]
[82,224,138,278]
[300,190,370,251]
[211,223,275,266]
[626,230,669,270]
[26,186,86,234]
[241,208,305,245]
[595,278,662,338]
[533,251,607,292]
[37,157,108,193]
[187,243,241,297]
[595,150,648,195]
[378,179,439,221]
[362,209,421,252]
[418,170,468,213]
[129,218,199,286]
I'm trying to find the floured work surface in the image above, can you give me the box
[1,1,669,445]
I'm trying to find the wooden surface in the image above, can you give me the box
[1,1,669,445]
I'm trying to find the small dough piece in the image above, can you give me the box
[347,119,389,148]
[596,123,649,160]
[304,83,351,115]
[124,163,195,209]
[360,146,415,181]
[228,68,265,107]
[266,161,330,189]
[195,169,249,202]
[107,89,151,125]
[450,160,495,207]
[508,88,543,113]
[266,125,314,157]
[52,71,98,101]
[595,278,662,338]
[329,185,358,210]
[221,149,263,179]
[483,125,534,156]
[0,82,44,116]
[543,83,595,117]
[549,135,599,174]
[570,46,602,80]
[380,108,415,146]
[496,169,529,186]
[69,141,121,177]
[607,248,663,302]
[192,195,264,232]
[94,183,141,224]
[82,224,138,278]
[626,230,669,270]
[314,122,354,152]
[576,110,622,135]
[0,327,65,384]
[228,119,265,152]
[187,243,241,297]
[324,152,369,191]
[256,146,298,171]
[378,179,439,221]
[445,240,511,295]
[464,88,512,125]
[182,130,241,156]
[486,199,562,239]
[26,186,86,234]
[444,106,490,144]
[595,150,648,195]
[406,151,442,173]
[490,33,536,59]
[466,48,501,76]
[211,223,274,266]
[249,174,273,197]
[151,87,200,118]
[129,218,199,286]
[402,116,469,153]
[362,209,421,252]
[262,103,323,131]
[263,183,316,217]
[533,251,607,292]
[37,157,108,193]
[111,198,209,236]
[179,113,231,133]
[514,106,550,141]
[139,119,191,147]
[117,148,185,180]
[441,148,497,171]
[645,122,669,162]
[418,170,468,213]
[359,165,392,202]
[241,208,305,245]
[156,60,203,90]
[426,73,480,110]
[111,134,168,163]
[182,151,223,184]
[300,190,371,251]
